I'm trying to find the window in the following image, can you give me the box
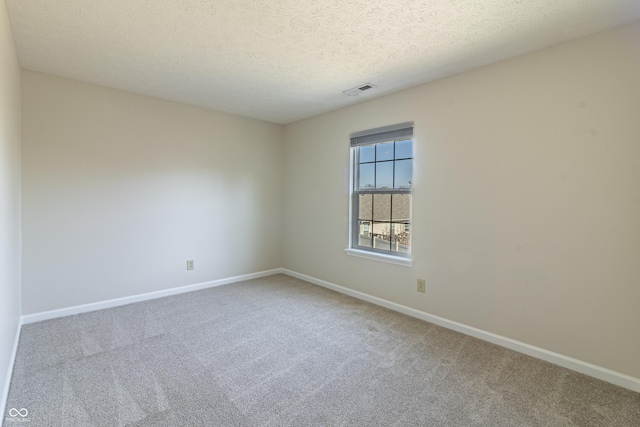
[349,122,413,261]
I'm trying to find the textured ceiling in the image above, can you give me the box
[6,0,640,124]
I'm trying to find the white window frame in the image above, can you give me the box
[346,122,414,267]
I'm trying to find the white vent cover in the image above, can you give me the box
[343,83,377,96]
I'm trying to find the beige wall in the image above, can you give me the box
[0,0,21,405]
[283,23,640,379]
[22,71,283,314]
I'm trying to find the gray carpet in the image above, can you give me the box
[4,274,639,426]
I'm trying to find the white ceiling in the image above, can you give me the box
[6,1,640,124]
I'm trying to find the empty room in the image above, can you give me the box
[1,0,639,425]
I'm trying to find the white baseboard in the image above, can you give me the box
[1,320,22,421]
[282,269,640,393]
[22,268,283,325]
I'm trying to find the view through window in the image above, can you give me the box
[351,123,413,256]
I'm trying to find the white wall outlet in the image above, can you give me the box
[417,279,426,293]
[186,260,194,270]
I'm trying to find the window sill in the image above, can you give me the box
[344,248,414,267]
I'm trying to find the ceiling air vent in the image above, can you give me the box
[343,83,377,96]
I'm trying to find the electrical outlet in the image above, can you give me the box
[187,260,194,270]
[417,279,426,293]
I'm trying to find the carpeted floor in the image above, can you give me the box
[4,274,639,426]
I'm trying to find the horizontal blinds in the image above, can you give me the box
[350,122,413,147]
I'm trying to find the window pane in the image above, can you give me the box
[351,135,413,256]
[358,194,372,220]
[394,159,412,189]
[376,161,393,189]
[376,142,394,161]
[358,220,372,247]
[391,222,410,253]
[358,163,375,189]
[395,140,412,159]
[371,222,391,250]
[359,145,375,163]
[372,194,391,221]
[392,194,410,221]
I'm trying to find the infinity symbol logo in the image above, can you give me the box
[9,408,28,417]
